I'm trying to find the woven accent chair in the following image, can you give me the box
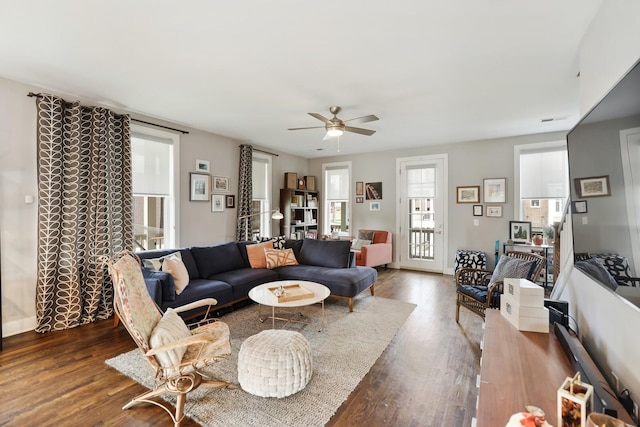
[105,251,235,427]
[455,251,546,322]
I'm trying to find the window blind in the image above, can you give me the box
[131,135,172,196]
[520,148,568,199]
[325,166,349,200]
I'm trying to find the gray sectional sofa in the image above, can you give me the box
[137,238,378,315]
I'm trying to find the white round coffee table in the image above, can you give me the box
[248,280,330,331]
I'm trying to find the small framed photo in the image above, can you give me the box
[356,196,364,203]
[225,195,235,208]
[572,200,587,214]
[574,175,610,198]
[190,172,210,201]
[365,182,382,200]
[486,205,503,217]
[456,185,480,203]
[473,205,483,216]
[211,194,224,212]
[195,159,210,173]
[356,181,364,196]
[483,178,506,203]
[370,201,381,211]
[509,221,532,244]
[213,176,230,192]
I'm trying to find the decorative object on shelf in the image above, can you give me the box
[505,406,551,427]
[572,200,588,214]
[285,172,297,189]
[213,176,230,192]
[211,194,224,212]
[370,202,381,211]
[557,372,593,427]
[456,185,480,203]
[483,178,506,203]
[190,172,210,201]
[356,181,364,196]
[473,205,483,216]
[304,176,316,191]
[509,220,532,244]
[543,225,555,245]
[532,234,543,246]
[225,195,235,208]
[238,209,284,241]
[297,178,305,190]
[365,182,382,200]
[195,159,210,173]
[486,205,502,217]
[574,175,611,198]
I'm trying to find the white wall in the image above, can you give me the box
[309,131,566,272]
[0,77,311,336]
[553,0,640,406]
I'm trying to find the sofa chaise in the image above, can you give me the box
[136,238,378,315]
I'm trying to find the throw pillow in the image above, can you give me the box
[358,230,375,242]
[149,308,191,371]
[246,241,273,268]
[142,251,182,271]
[575,258,619,290]
[264,248,299,268]
[489,255,536,285]
[258,236,286,250]
[353,239,371,250]
[162,256,190,295]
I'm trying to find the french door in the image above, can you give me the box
[396,155,447,272]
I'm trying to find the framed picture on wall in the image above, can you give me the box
[211,194,224,212]
[483,178,506,203]
[225,195,235,208]
[365,182,382,200]
[356,181,364,196]
[473,205,483,216]
[486,205,503,217]
[456,185,480,203]
[190,172,210,201]
[195,159,210,173]
[574,175,610,197]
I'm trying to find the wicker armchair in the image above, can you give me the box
[455,251,546,322]
[105,251,235,427]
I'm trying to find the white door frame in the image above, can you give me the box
[620,126,640,275]
[395,154,448,272]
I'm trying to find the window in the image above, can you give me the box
[323,162,351,236]
[131,125,180,251]
[515,142,568,231]
[251,152,273,238]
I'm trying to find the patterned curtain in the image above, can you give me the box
[35,94,132,332]
[236,144,253,241]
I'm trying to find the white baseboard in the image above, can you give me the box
[3,316,37,337]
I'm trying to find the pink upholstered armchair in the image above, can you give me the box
[353,229,392,269]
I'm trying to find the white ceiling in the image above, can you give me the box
[0,1,603,158]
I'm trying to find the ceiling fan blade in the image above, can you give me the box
[344,126,376,136]
[344,114,379,124]
[288,125,325,131]
[308,112,332,124]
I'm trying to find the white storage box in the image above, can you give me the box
[503,278,544,307]
[500,297,549,333]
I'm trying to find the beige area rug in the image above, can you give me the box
[105,296,416,427]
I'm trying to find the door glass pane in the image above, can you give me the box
[407,166,435,260]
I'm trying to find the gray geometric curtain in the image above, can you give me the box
[236,144,253,241]
[35,94,132,332]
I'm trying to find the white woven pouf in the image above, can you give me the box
[238,329,313,398]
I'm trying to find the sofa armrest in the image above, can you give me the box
[141,276,163,308]
[142,268,176,303]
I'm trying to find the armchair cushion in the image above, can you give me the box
[142,268,176,303]
[357,230,375,241]
[149,308,191,369]
[352,239,371,250]
[489,255,537,285]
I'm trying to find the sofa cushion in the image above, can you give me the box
[284,239,304,259]
[489,255,537,285]
[191,242,246,277]
[258,236,286,250]
[211,268,280,300]
[275,265,377,298]
[138,248,200,280]
[141,251,181,271]
[298,239,351,268]
[161,279,233,313]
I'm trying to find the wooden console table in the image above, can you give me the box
[475,310,573,426]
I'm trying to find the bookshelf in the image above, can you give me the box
[280,189,319,239]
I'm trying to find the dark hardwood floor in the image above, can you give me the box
[0,269,483,427]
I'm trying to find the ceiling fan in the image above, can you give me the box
[288,106,379,139]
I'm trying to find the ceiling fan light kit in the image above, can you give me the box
[288,106,378,140]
